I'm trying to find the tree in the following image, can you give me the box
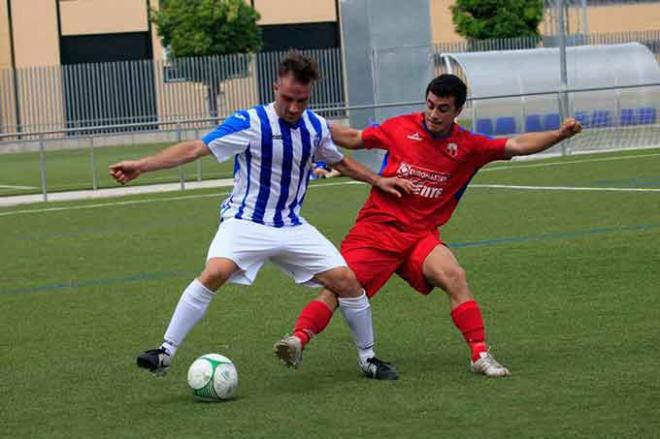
[451,0,543,41]
[151,0,262,119]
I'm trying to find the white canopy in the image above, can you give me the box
[443,43,660,134]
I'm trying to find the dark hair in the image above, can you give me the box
[278,50,320,84]
[425,74,467,108]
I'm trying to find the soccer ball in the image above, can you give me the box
[187,353,238,401]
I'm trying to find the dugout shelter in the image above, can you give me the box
[441,43,660,136]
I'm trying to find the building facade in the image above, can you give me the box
[0,0,658,135]
[2,0,659,69]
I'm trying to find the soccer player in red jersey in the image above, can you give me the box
[274,74,582,378]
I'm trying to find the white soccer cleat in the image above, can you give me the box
[470,351,511,377]
[273,335,303,369]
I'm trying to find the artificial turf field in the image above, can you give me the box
[2,148,659,437]
[0,142,235,196]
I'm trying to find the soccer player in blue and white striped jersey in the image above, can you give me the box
[202,95,341,227]
[109,51,412,381]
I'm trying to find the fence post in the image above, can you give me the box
[89,136,98,190]
[176,122,185,190]
[195,128,202,181]
[38,135,48,202]
[557,0,569,156]
[615,84,622,129]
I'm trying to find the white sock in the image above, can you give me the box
[337,291,376,364]
[160,340,177,358]
[161,278,216,358]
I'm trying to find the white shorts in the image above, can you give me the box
[206,218,346,287]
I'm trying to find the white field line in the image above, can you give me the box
[0,180,655,218]
[0,184,37,189]
[0,181,362,217]
[1,150,658,216]
[482,151,660,173]
[472,184,660,192]
[0,178,235,208]
[0,192,227,217]
[29,172,232,192]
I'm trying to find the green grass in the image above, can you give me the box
[0,140,358,196]
[0,142,236,196]
[2,149,660,437]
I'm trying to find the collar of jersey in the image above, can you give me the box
[421,117,456,140]
[281,117,303,129]
[267,102,303,129]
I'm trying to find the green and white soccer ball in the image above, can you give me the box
[187,353,238,401]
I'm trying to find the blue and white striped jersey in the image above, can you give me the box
[202,103,344,227]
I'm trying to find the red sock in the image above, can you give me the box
[450,300,488,361]
[292,300,334,348]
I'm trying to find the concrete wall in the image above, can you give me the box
[0,0,11,69]
[2,0,658,67]
[0,1,11,131]
[0,0,658,137]
[340,0,433,170]
[430,0,660,43]
[150,0,165,60]
[430,0,463,43]
[11,0,59,68]
[582,3,660,34]
[60,0,148,35]
[6,0,162,66]
[255,0,336,25]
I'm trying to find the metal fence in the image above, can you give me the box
[2,31,659,142]
[583,0,660,5]
[0,31,658,165]
[0,48,345,139]
[2,80,658,203]
[433,30,660,62]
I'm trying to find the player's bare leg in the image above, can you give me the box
[423,245,510,377]
[137,258,239,375]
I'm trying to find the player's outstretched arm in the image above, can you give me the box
[109,140,211,184]
[331,157,414,198]
[504,118,582,159]
[329,123,364,149]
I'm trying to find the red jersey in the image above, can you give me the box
[357,113,508,231]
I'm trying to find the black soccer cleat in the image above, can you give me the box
[360,357,399,380]
[136,347,171,376]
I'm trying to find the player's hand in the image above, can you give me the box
[109,160,143,184]
[374,176,414,198]
[560,118,582,139]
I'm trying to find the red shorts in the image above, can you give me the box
[340,221,443,298]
